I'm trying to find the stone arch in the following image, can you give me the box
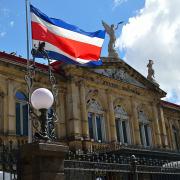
[86,88,107,111]
[137,103,152,122]
[13,85,27,98]
[113,97,130,115]
[86,98,103,113]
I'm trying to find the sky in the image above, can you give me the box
[0,0,180,104]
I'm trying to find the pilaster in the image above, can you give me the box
[79,80,89,140]
[130,97,141,145]
[7,79,16,135]
[159,106,168,148]
[152,102,162,147]
[66,77,82,141]
[57,88,66,140]
[107,90,116,142]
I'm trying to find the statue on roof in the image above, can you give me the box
[147,60,155,81]
[102,21,123,58]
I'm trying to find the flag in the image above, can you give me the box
[30,5,105,66]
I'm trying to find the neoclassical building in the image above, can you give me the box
[0,51,180,154]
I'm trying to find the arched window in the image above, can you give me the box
[15,91,28,136]
[172,125,179,150]
[87,99,106,142]
[138,110,152,147]
[114,105,130,144]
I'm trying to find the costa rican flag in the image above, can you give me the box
[30,5,105,66]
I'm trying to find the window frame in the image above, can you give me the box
[87,99,106,143]
[15,91,28,136]
[138,110,152,147]
[114,105,131,144]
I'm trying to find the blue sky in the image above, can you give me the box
[0,0,144,59]
[1,0,179,104]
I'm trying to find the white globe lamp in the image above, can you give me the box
[31,88,54,110]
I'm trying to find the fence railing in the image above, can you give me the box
[1,139,180,180]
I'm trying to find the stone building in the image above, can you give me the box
[1,51,180,179]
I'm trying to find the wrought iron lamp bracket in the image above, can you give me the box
[25,42,58,142]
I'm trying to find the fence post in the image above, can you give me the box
[131,155,138,180]
[19,142,68,180]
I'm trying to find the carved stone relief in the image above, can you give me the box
[114,105,128,119]
[94,69,145,88]
[87,99,103,113]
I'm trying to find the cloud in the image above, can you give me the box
[117,0,180,104]
[0,32,6,37]
[113,0,128,8]
[9,21,14,27]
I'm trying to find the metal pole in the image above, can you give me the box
[25,0,32,143]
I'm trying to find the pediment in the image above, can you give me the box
[94,68,145,88]
[90,57,166,97]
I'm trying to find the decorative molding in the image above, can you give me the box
[94,68,145,88]
[86,89,99,100]
[114,105,128,119]
[87,99,103,113]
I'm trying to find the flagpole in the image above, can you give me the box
[25,0,32,143]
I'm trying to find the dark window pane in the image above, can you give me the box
[88,113,94,139]
[144,125,150,146]
[139,124,143,145]
[116,119,120,142]
[23,104,28,136]
[16,103,21,135]
[15,92,27,101]
[122,121,128,143]
[96,115,102,142]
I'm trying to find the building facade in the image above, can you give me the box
[1,52,180,179]
[0,52,180,151]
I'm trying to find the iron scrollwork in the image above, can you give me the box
[25,41,58,141]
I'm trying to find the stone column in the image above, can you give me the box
[20,142,68,180]
[66,77,82,149]
[159,107,168,148]
[107,91,116,142]
[130,97,141,145]
[57,89,66,140]
[152,103,162,147]
[79,80,89,140]
[7,80,16,135]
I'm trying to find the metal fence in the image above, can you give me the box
[1,140,180,180]
[64,150,180,180]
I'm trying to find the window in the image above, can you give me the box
[16,91,28,136]
[138,111,152,147]
[114,105,130,144]
[87,99,106,142]
[172,125,179,150]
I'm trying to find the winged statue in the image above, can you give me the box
[102,21,123,58]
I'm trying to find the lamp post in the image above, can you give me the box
[31,88,54,140]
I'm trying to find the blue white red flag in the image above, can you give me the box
[30,5,105,66]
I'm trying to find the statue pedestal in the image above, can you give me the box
[19,142,68,180]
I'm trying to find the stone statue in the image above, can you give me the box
[147,60,155,81]
[102,21,123,58]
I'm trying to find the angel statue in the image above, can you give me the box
[102,21,123,58]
